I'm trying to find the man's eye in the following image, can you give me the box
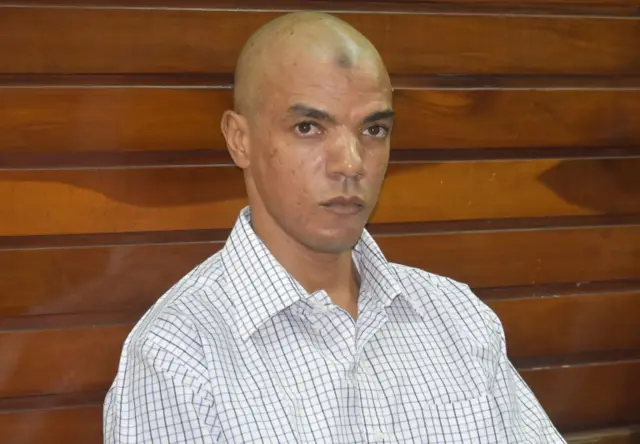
[363,125,389,138]
[295,122,322,136]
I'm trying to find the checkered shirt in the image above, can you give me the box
[103,206,565,443]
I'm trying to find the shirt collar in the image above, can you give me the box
[220,206,403,341]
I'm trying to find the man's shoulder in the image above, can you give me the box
[119,252,237,377]
[389,263,503,341]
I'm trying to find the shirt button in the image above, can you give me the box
[373,428,387,441]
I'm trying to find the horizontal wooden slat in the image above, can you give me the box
[0,323,637,432]
[2,158,640,236]
[488,291,640,359]
[393,89,640,150]
[0,405,103,444]
[0,311,143,331]
[565,427,640,444]
[0,390,106,411]
[0,87,230,154]
[0,243,217,317]
[1,88,639,154]
[522,361,640,432]
[6,0,640,17]
[3,73,640,89]
[475,279,640,300]
[2,225,639,319]
[379,225,640,288]
[1,7,638,75]
[0,325,129,398]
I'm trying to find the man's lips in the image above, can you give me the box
[320,196,366,215]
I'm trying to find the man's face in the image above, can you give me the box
[246,53,393,253]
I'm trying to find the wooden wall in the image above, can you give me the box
[1,1,639,442]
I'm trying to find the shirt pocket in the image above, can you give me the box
[396,393,507,444]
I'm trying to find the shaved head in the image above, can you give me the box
[233,12,390,117]
[221,12,393,257]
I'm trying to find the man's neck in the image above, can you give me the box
[250,210,361,318]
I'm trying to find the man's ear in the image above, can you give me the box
[221,110,250,169]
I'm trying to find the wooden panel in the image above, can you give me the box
[565,427,640,444]
[378,225,640,288]
[488,291,640,358]
[0,406,103,444]
[7,0,640,13]
[2,158,640,236]
[0,243,217,317]
[0,88,231,154]
[0,7,638,75]
[1,87,639,153]
[2,226,639,319]
[0,325,130,398]
[393,89,640,150]
[522,361,640,431]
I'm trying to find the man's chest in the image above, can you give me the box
[207,304,506,443]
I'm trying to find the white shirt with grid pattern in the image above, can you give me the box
[104,206,566,443]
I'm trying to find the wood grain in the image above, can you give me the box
[565,427,640,444]
[3,73,640,89]
[0,87,231,154]
[0,7,638,75]
[488,290,640,359]
[522,360,640,432]
[0,325,129,398]
[2,158,640,236]
[1,87,638,155]
[392,89,640,150]
[0,406,103,444]
[6,0,640,16]
[2,225,639,320]
[0,243,218,317]
[378,225,640,288]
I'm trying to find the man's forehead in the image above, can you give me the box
[267,73,392,121]
[270,59,390,100]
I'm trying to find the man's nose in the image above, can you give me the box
[326,131,365,180]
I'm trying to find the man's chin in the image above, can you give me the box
[308,229,364,254]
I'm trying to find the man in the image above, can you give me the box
[104,11,565,443]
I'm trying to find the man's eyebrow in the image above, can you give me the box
[363,109,395,125]
[287,104,337,123]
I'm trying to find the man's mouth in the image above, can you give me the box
[320,196,366,215]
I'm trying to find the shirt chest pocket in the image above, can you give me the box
[394,393,507,444]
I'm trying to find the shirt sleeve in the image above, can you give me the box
[492,324,567,443]
[103,323,219,443]
[436,275,567,443]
